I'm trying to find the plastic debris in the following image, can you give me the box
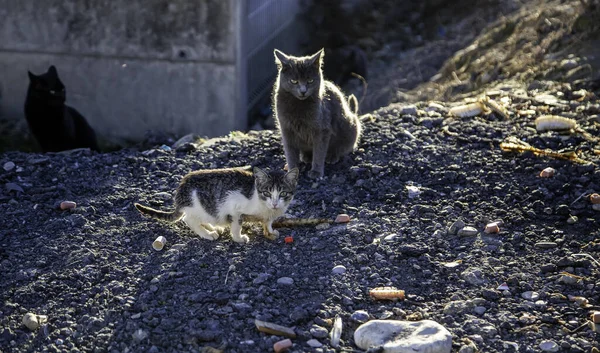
[152,236,167,251]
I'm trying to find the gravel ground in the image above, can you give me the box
[1,79,600,353]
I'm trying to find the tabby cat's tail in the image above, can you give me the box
[134,203,183,222]
[348,94,359,115]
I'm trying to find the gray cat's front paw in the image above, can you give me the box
[326,156,340,164]
[307,170,323,179]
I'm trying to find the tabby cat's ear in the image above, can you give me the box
[274,49,290,66]
[47,65,58,77]
[27,71,37,82]
[253,167,269,184]
[285,168,299,184]
[308,49,324,67]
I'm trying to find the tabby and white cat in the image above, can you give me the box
[134,167,299,243]
[273,48,362,179]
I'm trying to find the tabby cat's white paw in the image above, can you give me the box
[233,234,250,243]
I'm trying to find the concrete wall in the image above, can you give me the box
[0,0,244,145]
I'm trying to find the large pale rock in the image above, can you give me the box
[354,320,452,353]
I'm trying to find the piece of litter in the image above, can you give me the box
[335,214,350,223]
[60,201,77,210]
[273,338,292,353]
[152,236,167,251]
[369,287,406,300]
[255,319,296,338]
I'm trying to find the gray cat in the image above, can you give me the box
[273,48,362,179]
[134,167,299,243]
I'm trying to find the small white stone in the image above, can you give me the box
[332,265,347,275]
[3,161,15,171]
[306,339,323,348]
[539,340,559,352]
[406,185,421,198]
[383,233,399,242]
[277,277,294,285]
[521,291,539,301]
[457,226,478,237]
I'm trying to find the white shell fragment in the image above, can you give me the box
[152,236,167,251]
[535,115,576,132]
[22,313,47,330]
[330,315,342,348]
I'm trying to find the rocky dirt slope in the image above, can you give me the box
[1,77,600,352]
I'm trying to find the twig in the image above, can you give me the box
[572,253,600,267]
[571,191,591,205]
[351,72,368,106]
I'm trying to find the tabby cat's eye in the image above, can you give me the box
[262,191,271,198]
[307,79,314,84]
[280,191,289,197]
[290,79,298,84]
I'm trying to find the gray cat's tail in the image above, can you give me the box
[134,203,183,222]
[348,94,359,115]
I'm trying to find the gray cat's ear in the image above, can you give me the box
[285,168,300,184]
[253,167,269,183]
[308,49,324,66]
[274,49,290,66]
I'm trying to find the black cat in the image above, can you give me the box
[24,66,100,152]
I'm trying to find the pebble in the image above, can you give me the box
[3,161,15,171]
[592,204,600,211]
[332,265,347,275]
[354,320,452,353]
[277,277,294,286]
[540,264,556,273]
[539,340,559,352]
[539,167,555,178]
[443,300,474,315]
[535,241,557,249]
[406,185,421,198]
[473,306,487,315]
[461,267,486,285]
[400,105,418,116]
[458,226,478,237]
[350,310,370,323]
[558,275,579,286]
[521,291,539,301]
[306,339,323,348]
[448,219,465,235]
[309,325,329,339]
